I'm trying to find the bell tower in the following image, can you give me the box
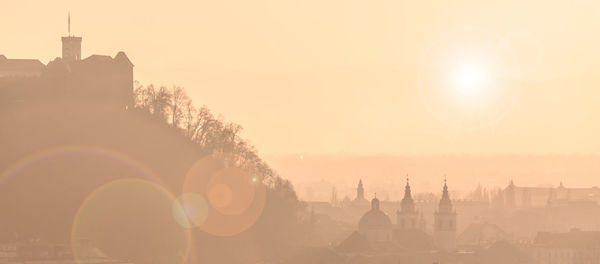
[397,175,420,230]
[434,177,457,251]
[356,179,365,201]
[62,13,82,61]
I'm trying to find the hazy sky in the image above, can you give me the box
[3,0,600,156]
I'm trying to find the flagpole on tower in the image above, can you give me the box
[68,12,71,36]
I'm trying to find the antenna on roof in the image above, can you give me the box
[68,12,71,35]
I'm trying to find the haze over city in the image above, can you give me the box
[3,1,600,263]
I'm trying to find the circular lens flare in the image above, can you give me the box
[72,178,190,264]
[182,157,267,237]
[173,193,209,228]
[207,183,233,209]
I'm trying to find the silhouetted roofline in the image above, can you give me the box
[0,57,45,71]
[114,51,134,67]
[76,53,134,67]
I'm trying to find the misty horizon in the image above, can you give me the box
[4,1,600,264]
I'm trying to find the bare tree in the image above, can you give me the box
[152,86,172,121]
[169,86,188,128]
[182,98,197,138]
[132,83,281,184]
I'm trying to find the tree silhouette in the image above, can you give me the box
[132,82,307,262]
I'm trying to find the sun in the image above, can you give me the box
[452,60,490,98]
[418,28,518,129]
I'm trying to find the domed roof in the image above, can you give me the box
[358,198,392,230]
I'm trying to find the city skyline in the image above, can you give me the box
[4,1,600,263]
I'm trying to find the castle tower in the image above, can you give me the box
[397,176,420,230]
[434,177,456,251]
[356,179,365,201]
[62,13,82,61]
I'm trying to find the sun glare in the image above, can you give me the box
[452,60,489,98]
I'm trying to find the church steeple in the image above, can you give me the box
[438,176,453,213]
[401,175,415,213]
[434,176,456,251]
[397,175,422,230]
[356,179,365,201]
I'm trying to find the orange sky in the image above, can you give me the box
[3,0,600,155]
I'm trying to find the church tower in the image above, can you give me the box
[356,179,365,201]
[62,13,82,61]
[397,176,421,230]
[434,177,456,251]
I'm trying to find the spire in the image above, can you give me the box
[356,179,365,201]
[401,174,415,213]
[404,174,412,198]
[442,179,450,200]
[439,176,453,213]
[68,12,71,35]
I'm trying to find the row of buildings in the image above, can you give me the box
[302,178,600,263]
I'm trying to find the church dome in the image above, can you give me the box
[359,198,392,230]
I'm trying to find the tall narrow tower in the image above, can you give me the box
[62,13,82,61]
[356,179,365,201]
[397,176,420,229]
[434,177,456,251]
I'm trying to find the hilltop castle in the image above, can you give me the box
[0,16,133,109]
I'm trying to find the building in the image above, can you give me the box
[532,229,600,264]
[355,179,366,202]
[358,196,393,244]
[499,181,600,209]
[396,176,426,231]
[0,15,133,110]
[434,178,457,251]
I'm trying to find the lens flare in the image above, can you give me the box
[0,144,165,186]
[182,157,267,237]
[208,183,234,209]
[72,178,191,264]
[173,192,209,228]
